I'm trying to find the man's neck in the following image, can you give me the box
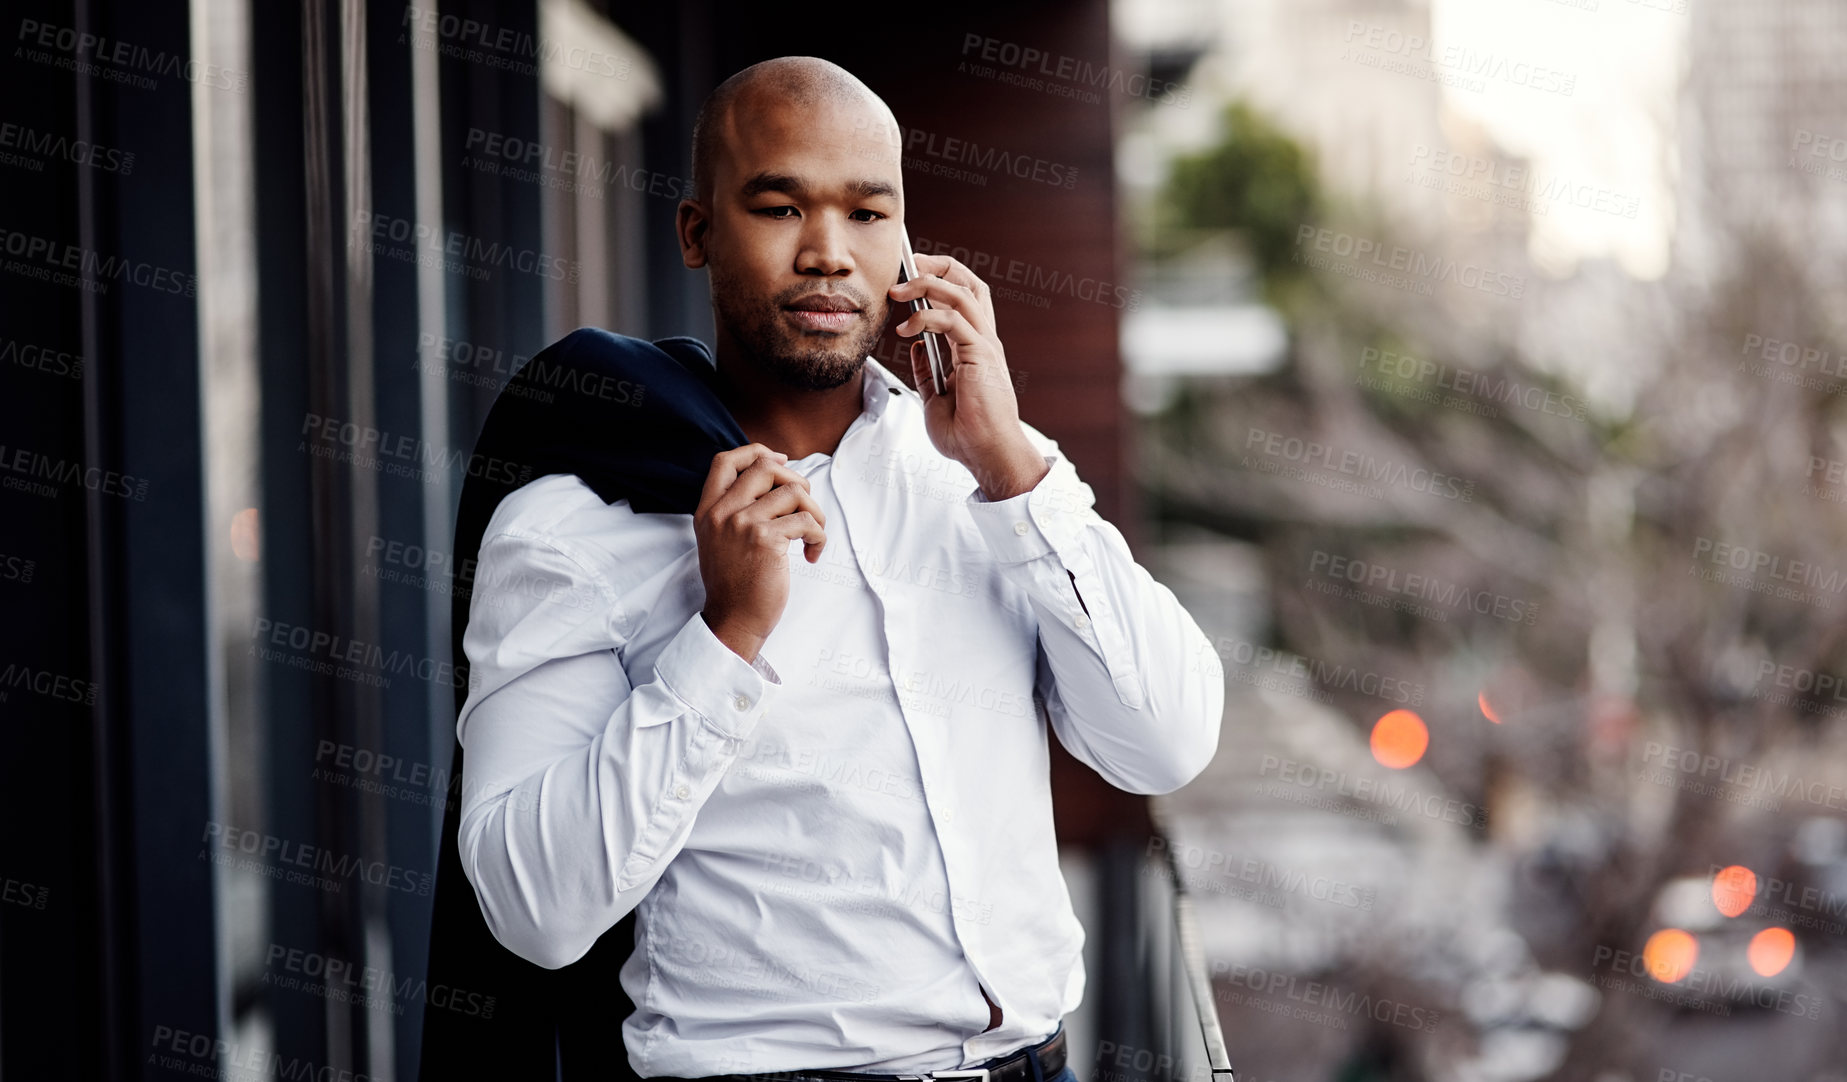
[713,351,868,460]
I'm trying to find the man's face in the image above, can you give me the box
[693,95,904,391]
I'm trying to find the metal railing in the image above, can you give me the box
[1165,848,1237,1082]
[1089,821,1235,1082]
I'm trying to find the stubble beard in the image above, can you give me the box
[710,267,887,392]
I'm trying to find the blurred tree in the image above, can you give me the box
[1159,101,1320,292]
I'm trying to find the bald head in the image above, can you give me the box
[691,56,899,206]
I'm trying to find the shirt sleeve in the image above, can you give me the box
[964,424,1224,795]
[454,527,781,970]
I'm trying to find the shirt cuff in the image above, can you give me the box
[965,451,1093,566]
[652,613,781,740]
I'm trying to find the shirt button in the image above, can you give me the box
[733,694,751,710]
[1074,613,1091,629]
[1013,521,1029,536]
[674,784,691,799]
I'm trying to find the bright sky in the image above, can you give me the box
[1428,0,1687,279]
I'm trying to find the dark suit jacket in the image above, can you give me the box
[419,328,748,1081]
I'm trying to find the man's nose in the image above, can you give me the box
[795,217,854,276]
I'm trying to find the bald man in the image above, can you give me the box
[452,56,1222,1082]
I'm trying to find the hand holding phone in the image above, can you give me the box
[898,225,952,396]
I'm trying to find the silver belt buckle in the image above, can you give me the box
[930,1071,992,1082]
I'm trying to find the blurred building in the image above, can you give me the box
[1119,0,1446,221]
[1676,0,1847,282]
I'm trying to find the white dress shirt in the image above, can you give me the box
[455,354,1224,1076]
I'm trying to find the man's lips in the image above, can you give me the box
[786,294,858,312]
[783,296,861,331]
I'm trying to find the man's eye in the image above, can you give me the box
[849,210,886,223]
[755,206,798,219]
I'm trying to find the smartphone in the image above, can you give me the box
[898,225,951,396]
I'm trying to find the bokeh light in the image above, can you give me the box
[1370,709,1430,769]
[1642,928,1699,983]
[1748,927,1796,977]
[1478,691,1502,724]
[1712,865,1757,918]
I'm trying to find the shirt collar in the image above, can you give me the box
[859,354,918,421]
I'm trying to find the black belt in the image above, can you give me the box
[669,1027,1066,1082]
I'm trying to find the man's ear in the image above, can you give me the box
[676,199,709,269]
